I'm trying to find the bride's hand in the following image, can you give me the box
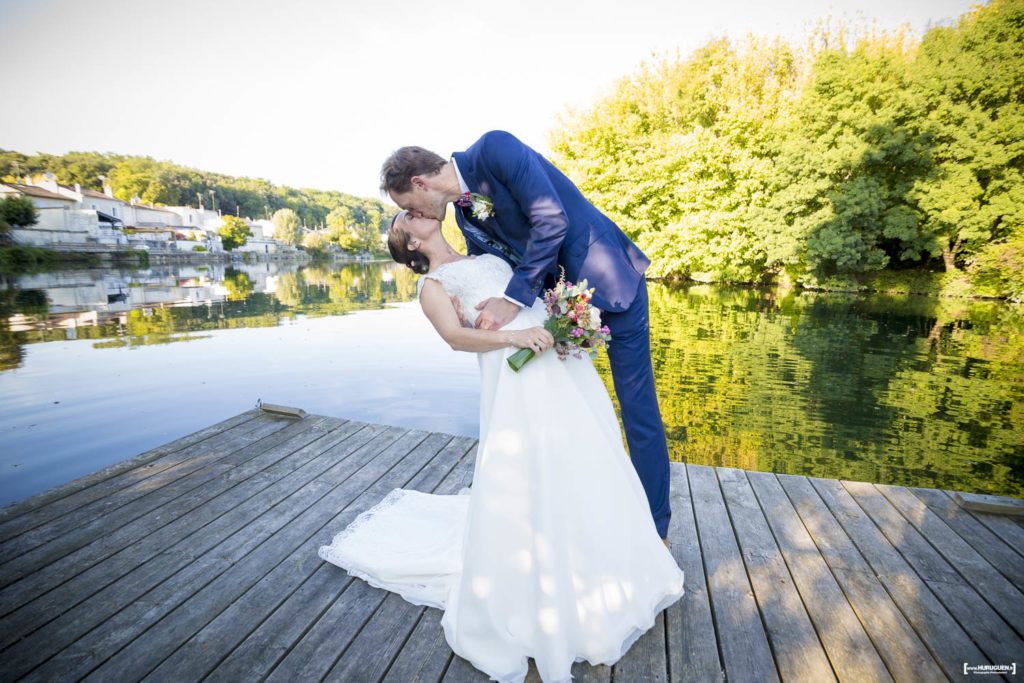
[509,327,554,353]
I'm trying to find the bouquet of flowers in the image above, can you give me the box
[507,271,612,372]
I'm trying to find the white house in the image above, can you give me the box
[0,182,103,246]
[163,205,223,231]
[121,201,175,229]
[250,219,276,238]
[25,174,129,224]
[75,186,129,224]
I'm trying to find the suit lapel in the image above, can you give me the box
[452,150,520,263]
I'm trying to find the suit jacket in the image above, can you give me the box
[452,130,649,312]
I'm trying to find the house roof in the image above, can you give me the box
[0,183,75,201]
[53,183,125,203]
[81,187,123,202]
[131,202,177,215]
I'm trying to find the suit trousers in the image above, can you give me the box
[601,276,672,538]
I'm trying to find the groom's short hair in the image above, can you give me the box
[380,146,446,195]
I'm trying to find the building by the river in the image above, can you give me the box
[0,173,298,257]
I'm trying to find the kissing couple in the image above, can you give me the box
[319,130,684,683]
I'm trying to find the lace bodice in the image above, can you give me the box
[418,255,546,330]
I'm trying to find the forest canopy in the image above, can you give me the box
[0,150,390,239]
[550,0,1023,297]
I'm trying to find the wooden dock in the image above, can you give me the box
[1,409,1022,682]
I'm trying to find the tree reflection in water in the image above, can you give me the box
[0,263,1021,496]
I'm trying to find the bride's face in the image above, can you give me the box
[397,212,441,246]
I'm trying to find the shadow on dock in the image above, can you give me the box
[1,408,1021,682]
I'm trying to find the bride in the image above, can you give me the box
[318,211,684,683]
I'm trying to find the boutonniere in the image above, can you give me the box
[457,192,495,220]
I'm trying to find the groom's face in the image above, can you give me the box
[390,176,447,222]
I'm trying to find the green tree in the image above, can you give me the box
[302,231,328,254]
[329,228,361,252]
[326,206,354,230]
[755,32,932,287]
[218,215,252,251]
[272,208,303,246]
[551,35,807,282]
[0,150,31,182]
[0,195,40,228]
[908,0,1024,271]
[223,268,254,300]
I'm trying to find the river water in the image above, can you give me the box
[1,259,1021,506]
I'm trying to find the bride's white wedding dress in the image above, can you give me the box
[318,255,684,683]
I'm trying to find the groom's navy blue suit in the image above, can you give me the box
[452,130,671,538]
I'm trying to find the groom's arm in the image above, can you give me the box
[480,131,569,305]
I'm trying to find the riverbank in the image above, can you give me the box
[657,267,1023,303]
[0,245,320,275]
[0,246,152,273]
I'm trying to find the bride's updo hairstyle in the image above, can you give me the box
[388,211,430,274]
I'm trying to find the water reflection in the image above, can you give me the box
[1,262,1021,501]
[635,284,1024,497]
[0,261,422,358]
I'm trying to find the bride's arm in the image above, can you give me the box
[420,279,553,353]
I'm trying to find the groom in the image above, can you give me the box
[381,130,672,540]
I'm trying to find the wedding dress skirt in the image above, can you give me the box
[318,256,684,683]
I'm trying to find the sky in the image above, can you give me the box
[0,0,977,201]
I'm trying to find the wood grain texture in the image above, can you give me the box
[1,412,1019,683]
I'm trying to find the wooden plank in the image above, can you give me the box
[0,415,330,602]
[381,608,454,683]
[259,402,307,419]
[964,501,1024,554]
[441,654,490,682]
[8,422,400,682]
[246,433,458,683]
[10,409,1024,683]
[203,563,356,683]
[664,463,722,683]
[0,415,336,635]
[877,484,1024,636]
[255,436,473,683]
[910,488,1024,592]
[148,430,464,682]
[0,408,260,532]
[777,475,947,682]
[0,410,275,560]
[717,469,836,682]
[83,429,444,682]
[612,611,668,682]
[954,492,1024,516]
[318,438,477,682]
[687,465,778,683]
[569,657,612,683]
[809,477,990,678]
[0,412,290,574]
[840,480,1024,667]
[326,592,427,682]
[745,472,891,682]
[209,442,477,683]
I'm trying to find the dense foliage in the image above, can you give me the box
[218,215,252,251]
[0,195,39,231]
[0,150,390,251]
[551,0,1024,297]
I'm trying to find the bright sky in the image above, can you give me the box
[0,0,976,200]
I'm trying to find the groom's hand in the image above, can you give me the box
[475,297,519,330]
